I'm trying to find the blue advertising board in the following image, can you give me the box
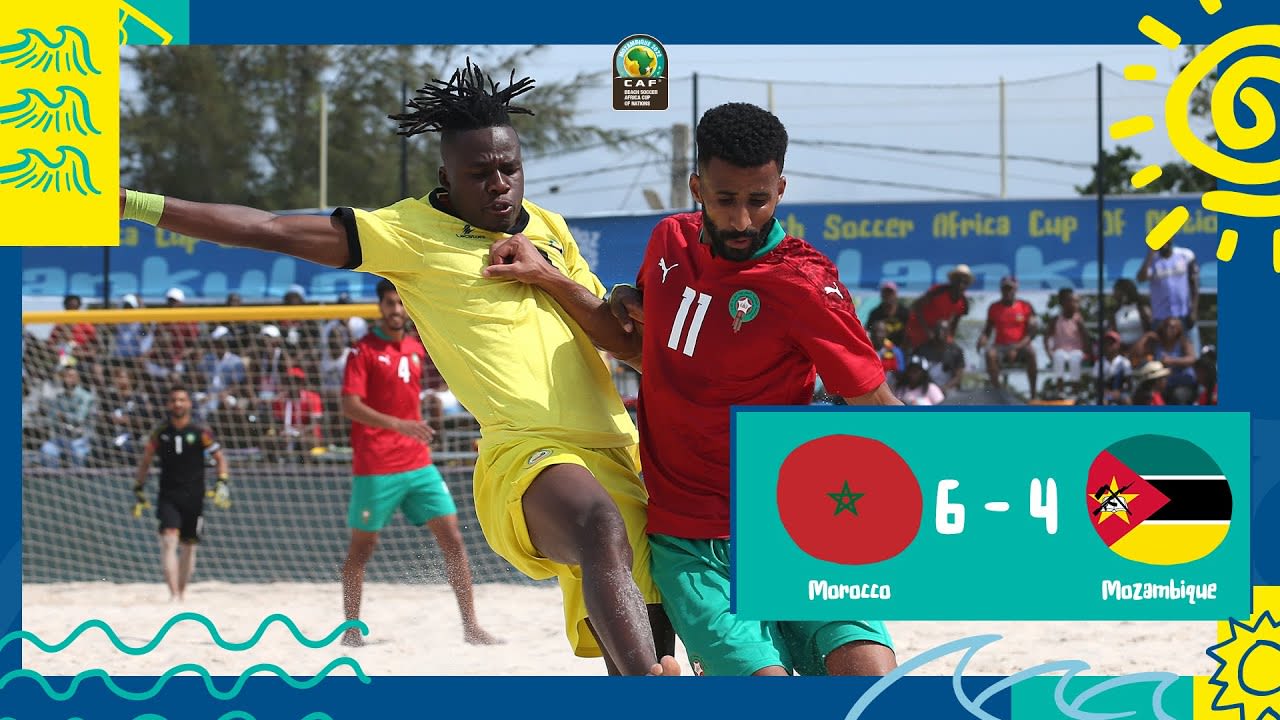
[21,195,1220,303]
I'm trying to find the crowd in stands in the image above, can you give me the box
[817,242,1217,407]
[22,285,471,469]
[21,240,1220,468]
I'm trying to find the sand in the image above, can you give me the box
[21,581,1220,678]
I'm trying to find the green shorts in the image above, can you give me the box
[649,534,893,676]
[348,465,457,532]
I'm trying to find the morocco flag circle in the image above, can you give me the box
[776,434,923,565]
[1086,434,1232,565]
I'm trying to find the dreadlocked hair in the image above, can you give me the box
[389,57,536,139]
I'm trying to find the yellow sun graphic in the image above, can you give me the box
[1094,477,1140,524]
[1120,2,1280,270]
[1207,608,1280,720]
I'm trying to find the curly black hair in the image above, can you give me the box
[695,102,788,171]
[389,57,535,142]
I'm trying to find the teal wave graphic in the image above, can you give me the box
[6,612,368,655]
[0,656,369,701]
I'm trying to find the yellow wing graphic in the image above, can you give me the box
[0,146,101,196]
[0,26,101,76]
[0,87,101,136]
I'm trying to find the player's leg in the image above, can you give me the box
[342,472,402,647]
[341,530,378,646]
[649,534,788,676]
[156,497,182,599]
[779,620,896,676]
[984,347,1001,388]
[175,507,202,600]
[522,464,670,675]
[406,464,502,645]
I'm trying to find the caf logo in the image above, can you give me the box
[612,35,668,111]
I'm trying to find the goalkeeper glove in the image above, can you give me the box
[208,476,232,510]
[132,486,151,519]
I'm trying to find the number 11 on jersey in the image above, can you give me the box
[668,286,711,357]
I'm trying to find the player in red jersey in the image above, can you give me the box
[601,103,901,676]
[339,278,500,647]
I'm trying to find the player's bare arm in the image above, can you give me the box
[341,393,434,445]
[844,382,903,406]
[484,233,642,363]
[119,188,351,268]
[134,441,155,489]
[606,285,645,371]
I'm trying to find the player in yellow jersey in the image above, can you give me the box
[118,59,677,676]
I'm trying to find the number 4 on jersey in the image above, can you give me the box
[397,356,411,383]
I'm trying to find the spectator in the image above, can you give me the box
[1138,242,1199,344]
[896,358,945,406]
[150,287,200,379]
[196,325,250,422]
[1138,317,1198,405]
[1044,288,1091,396]
[868,320,905,384]
[1108,278,1152,358]
[279,283,319,372]
[1131,360,1171,406]
[270,366,324,459]
[111,293,153,361]
[47,294,101,368]
[1195,348,1217,406]
[977,275,1038,399]
[223,292,255,353]
[867,280,911,352]
[904,264,972,350]
[1100,331,1132,405]
[318,315,357,448]
[251,324,294,402]
[96,364,153,462]
[38,363,96,467]
[915,321,965,396]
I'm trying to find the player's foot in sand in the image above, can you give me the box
[647,656,682,676]
[464,626,504,645]
[340,628,366,647]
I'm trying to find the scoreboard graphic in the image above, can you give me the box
[731,410,1250,621]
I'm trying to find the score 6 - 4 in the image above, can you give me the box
[934,478,1058,535]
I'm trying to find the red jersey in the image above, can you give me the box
[987,299,1034,345]
[905,284,969,347]
[271,390,323,443]
[342,329,432,476]
[636,214,884,539]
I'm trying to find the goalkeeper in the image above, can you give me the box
[132,385,231,601]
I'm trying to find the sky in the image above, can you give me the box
[509,44,1209,217]
[122,43,1213,218]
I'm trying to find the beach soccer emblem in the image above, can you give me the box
[612,35,668,111]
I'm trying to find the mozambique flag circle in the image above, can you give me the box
[1086,434,1232,565]
[776,435,923,565]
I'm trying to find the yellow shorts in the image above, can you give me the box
[473,437,661,658]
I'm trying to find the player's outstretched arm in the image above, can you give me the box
[843,382,903,406]
[120,188,351,269]
[484,234,642,364]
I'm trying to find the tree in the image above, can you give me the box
[122,46,658,210]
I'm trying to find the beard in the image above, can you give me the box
[702,209,769,262]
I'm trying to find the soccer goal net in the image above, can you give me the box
[21,302,554,587]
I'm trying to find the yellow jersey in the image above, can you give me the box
[342,192,637,449]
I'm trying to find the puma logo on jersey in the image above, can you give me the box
[658,257,679,283]
[823,284,843,299]
[377,355,391,365]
